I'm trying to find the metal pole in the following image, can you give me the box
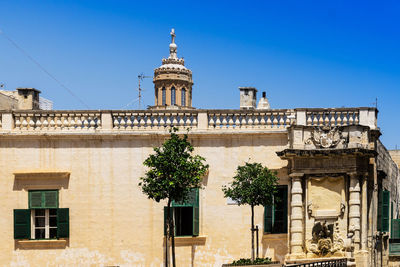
[256,225,259,259]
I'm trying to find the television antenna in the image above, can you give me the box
[138,73,152,109]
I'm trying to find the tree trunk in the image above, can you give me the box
[251,205,255,261]
[166,200,171,267]
[171,204,176,267]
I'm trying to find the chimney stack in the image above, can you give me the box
[239,87,257,109]
[257,91,270,109]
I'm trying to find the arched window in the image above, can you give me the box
[162,87,166,105]
[171,87,176,105]
[181,88,186,106]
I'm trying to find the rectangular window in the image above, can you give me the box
[162,87,166,105]
[264,185,288,234]
[171,87,176,105]
[164,189,199,237]
[181,89,186,106]
[378,189,390,232]
[14,190,69,240]
[32,209,58,239]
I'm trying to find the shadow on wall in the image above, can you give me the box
[13,172,70,191]
[262,234,288,263]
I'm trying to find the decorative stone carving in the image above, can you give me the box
[307,221,344,256]
[305,126,347,148]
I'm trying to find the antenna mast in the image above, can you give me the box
[137,73,152,109]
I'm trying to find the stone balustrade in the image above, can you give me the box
[12,111,101,131]
[207,110,294,129]
[304,108,360,127]
[0,107,376,133]
[112,111,198,130]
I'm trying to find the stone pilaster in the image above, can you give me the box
[289,173,305,258]
[361,174,368,251]
[349,172,361,251]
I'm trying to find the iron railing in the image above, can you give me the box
[285,258,347,267]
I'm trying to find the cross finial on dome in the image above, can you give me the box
[169,28,178,59]
[170,28,176,44]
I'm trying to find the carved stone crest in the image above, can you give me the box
[307,221,344,256]
[306,126,347,148]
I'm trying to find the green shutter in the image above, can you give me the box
[378,189,382,231]
[29,191,43,208]
[172,188,198,207]
[29,190,58,209]
[193,206,199,236]
[164,207,174,236]
[392,219,400,239]
[264,205,273,233]
[57,208,69,238]
[44,191,58,208]
[14,209,31,239]
[382,190,390,232]
[192,189,199,236]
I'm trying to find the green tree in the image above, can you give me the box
[139,129,208,267]
[222,162,279,261]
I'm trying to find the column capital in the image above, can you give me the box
[289,172,304,179]
[348,172,359,178]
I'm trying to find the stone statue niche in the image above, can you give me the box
[306,177,346,257]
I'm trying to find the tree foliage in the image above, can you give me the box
[222,162,279,207]
[139,129,209,203]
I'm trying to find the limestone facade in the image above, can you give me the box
[0,30,399,267]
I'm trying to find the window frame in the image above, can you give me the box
[264,185,288,234]
[164,188,200,237]
[31,208,58,240]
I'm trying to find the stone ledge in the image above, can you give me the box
[164,236,207,246]
[15,239,68,249]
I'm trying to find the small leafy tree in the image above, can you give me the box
[222,162,279,262]
[139,128,208,267]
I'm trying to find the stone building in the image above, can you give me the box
[0,29,399,266]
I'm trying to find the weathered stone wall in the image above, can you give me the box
[389,150,400,168]
[0,132,289,266]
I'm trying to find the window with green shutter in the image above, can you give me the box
[14,190,69,240]
[164,188,200,237]
[264,185,288,234]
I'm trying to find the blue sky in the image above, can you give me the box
[0,1,399,148]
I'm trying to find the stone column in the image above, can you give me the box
[289,173,305,258]
[361,174,368,251]
[349,172,361,251]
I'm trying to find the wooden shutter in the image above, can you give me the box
[29,191,43,208]
[382,190,390,232]
[378,189,382,231]
[29,190,58,209]
[164,207,174,236]
[192,189,199,236]
[172,188,198,207]
[392,219,400,239]
[264,205,273,233]
[57,208,69,238]
[14,209,31,239]
[44,191,58,208]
